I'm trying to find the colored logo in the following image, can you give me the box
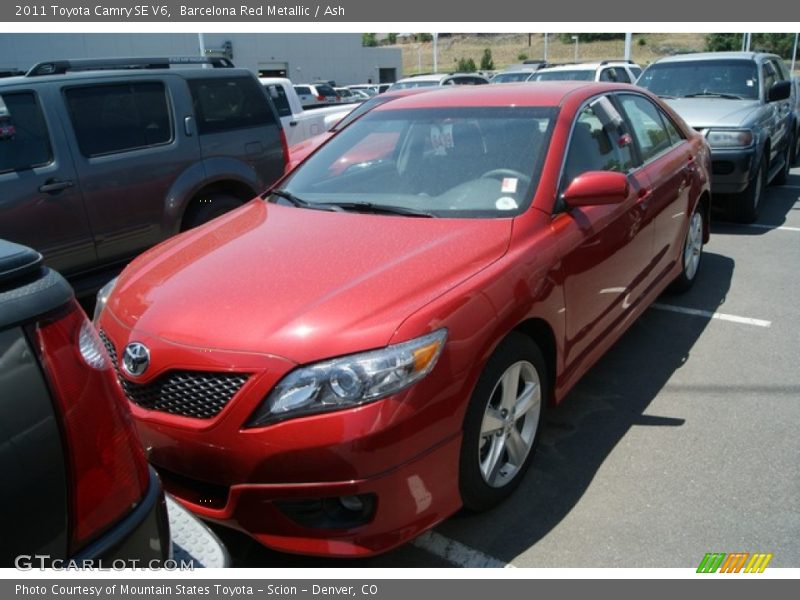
[697,552,773,573]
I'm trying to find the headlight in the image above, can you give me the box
[705,129,754,149]
[245,329,448,428]
[92,276,118,323]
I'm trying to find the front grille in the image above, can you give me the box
[99,331,250,419]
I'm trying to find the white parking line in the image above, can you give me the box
[412,530,515,568]
[737,223,800,232]
[651,303,772,328]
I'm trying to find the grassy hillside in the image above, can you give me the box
[396,33,708,75]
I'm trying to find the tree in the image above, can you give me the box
[417,33,433,43]
[457,57,477,72]
[558,33,624,44]
[361,33,378,47]
[386,33,397,44]
[480,48,495,71]
[705,33,796,58]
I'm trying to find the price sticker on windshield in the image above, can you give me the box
[501,178,518,194]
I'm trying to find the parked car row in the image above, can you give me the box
[1,50,797,564]
[486,52,799,223]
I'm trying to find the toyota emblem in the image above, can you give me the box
[122,342,150,377]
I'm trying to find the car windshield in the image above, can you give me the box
[637,59,760,100]
[533,70,595,81]
[390,80,440,90]
[274,106,557,218]
[492,72,533,83]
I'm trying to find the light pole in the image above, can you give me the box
[624,32,632,61]
[571,35,579,62]
[543,33,548,62]
[433,33,438,73]
[791,32,798,73]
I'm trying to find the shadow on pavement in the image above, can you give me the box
[711,170,800,235]
[432,251,735,565]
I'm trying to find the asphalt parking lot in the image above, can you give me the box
[211,167,800,568]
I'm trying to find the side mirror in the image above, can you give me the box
[562,171,630,207]
[767,80,791,102]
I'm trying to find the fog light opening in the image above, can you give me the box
[339,495,364,512]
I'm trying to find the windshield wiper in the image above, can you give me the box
[681,92,744,100]
[270,189,338,212]
[326,202,435,218]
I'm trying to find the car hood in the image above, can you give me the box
[663,98,761,129]
[107,201,511,364]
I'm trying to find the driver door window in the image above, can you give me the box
[562,102,634,187]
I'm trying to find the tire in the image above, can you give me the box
[459,333,548,512]
[794,128,800,167]
[182,193,244,230]
[670,204,704,293]
[773,136,792,186]
[729,156,765,224]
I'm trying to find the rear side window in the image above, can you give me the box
[617,94,672,162]
[189,77,275,135]
[314,84,337,98]
[65,82,171,157]
[0,92,52,173]
[264,84,291,118]
[294,86,311,95]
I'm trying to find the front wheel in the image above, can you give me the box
[670,204,704,293]
[773,135,793,186]
[459,333,548,512]
[729,156,765,224]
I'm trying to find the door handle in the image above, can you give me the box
[39,179,74,193]
[288,121,298,127]
[637,187,652,207]
[184,116,195,137]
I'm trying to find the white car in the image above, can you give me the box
[292,82,340,108]
[532,61,642,84]
[389,73,490,91]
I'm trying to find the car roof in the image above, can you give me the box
[370,81,628,110]
[654,51,775,64]
[0,66,252,86]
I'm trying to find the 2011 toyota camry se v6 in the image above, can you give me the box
[95,83,711,557]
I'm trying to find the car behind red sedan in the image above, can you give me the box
[96,83,711,557]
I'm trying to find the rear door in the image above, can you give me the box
[61,75,199,265]
[0,85,96,274]
[188,75,285,192]
[615,92,694,283]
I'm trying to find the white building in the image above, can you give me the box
[0,33,402,85]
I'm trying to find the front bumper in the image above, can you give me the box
[98,316,470,557]
[160,436,462,557]
[708,146,758,194]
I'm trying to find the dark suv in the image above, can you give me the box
[0,57,287,293]
[638,52,797,222]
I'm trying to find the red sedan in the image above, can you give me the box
[96,82,711,557]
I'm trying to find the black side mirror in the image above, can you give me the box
[767,80,791,102]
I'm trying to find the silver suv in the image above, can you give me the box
[638,52,797,222]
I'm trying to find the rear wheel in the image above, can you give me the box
[182,193,244,230]
[729,156,765,224]
[459,333,547,512]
